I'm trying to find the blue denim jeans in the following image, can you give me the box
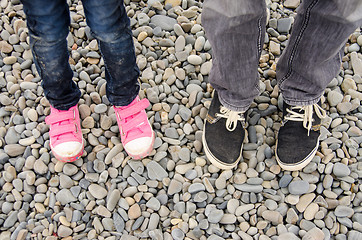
[21,0,140,110]
[202,0,362,111]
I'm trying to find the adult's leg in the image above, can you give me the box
[82,0,154,159]
[202,0,267,112]
[201,0,267,170]
[82,0,140,107]
[277,0,362,106]
[275,0,362,171]
[21,0,80,110]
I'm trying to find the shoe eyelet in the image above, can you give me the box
[73,109,76,120]
[75,123,78,133]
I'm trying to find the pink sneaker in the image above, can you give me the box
[114,96,155,159]
[45,105,84,162]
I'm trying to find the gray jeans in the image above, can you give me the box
[202,0,362,111]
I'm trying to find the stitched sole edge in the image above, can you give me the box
[275,136,319,171]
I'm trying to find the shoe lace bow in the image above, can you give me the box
[216,106,245,131]
[285,103,326,136]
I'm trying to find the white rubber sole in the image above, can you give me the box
[202,128,241,170]
[51,139,84,162]
[275,136,319,171]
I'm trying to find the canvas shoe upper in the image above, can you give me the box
[45,105,84,162]
[276,101,326,171]
[202,91,246,170]
[114,96,154,159]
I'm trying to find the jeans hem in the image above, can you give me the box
[283,94,322,107]
[111,90,139,107]
[218,94,251,112]
[52,99,80,111]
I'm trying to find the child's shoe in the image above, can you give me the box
[45,105,83,162]
[114,96,154,159]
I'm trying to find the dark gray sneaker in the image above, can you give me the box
[276,101,326,171]
[202,91,246,170]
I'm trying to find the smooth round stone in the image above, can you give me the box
[333,162,350,177]
[33,159,48,175]
[128,204,141,220]
[303,227,325,240]
[187,55,202,65]
[279,174,293,188]
[322,175,333,189]
[277,18,292,33]
[220,214,237,224]
[335,205,354,218]
[208,209,224,223]
[188,183,205,193]
[286,208,299,224]
[59,175,73,188]
[348,43,360,52]
[63,164,78,175]
[150,15,177,31]
[146,161,168,180]
[19,136,36,146]
[348,230,362,240]
[265,199,278,210]
[200,61,212,76]
[165,127,179,139]
[194,36,205,51]
[5,128,20,144]
[26,109,38,122]
[227,199,239,214]
[304,203,319,220]
[261,210,283,224]
[89,184,107,199]
[171,228,185,240]
[137,13,150,25]
[194,191,208,202]
[347,126,362,137]
[107,189,120,211]
[94,104,107,113]
[3,56,17,65]
[185,169,197,180]
[327,91,343,107]
[82,116,95,128]
[174,24,185,36]
[146,197,160,211]
[186,84,203,94]
[179,148,190,162]
[288,180,309,195]
[58,225,73,237]
[4,144,26,157]
[56,189,76,205]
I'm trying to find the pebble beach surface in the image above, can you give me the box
[1,0,362,239]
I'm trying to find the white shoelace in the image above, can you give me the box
[216,106,245,131]
[285,103,326,136]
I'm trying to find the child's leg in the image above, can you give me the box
[22,0,83,161]
[82,0,140,107]
[82,0,154,159]
[22,0,81,110]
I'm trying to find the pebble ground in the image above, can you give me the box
[0,0,362,239]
